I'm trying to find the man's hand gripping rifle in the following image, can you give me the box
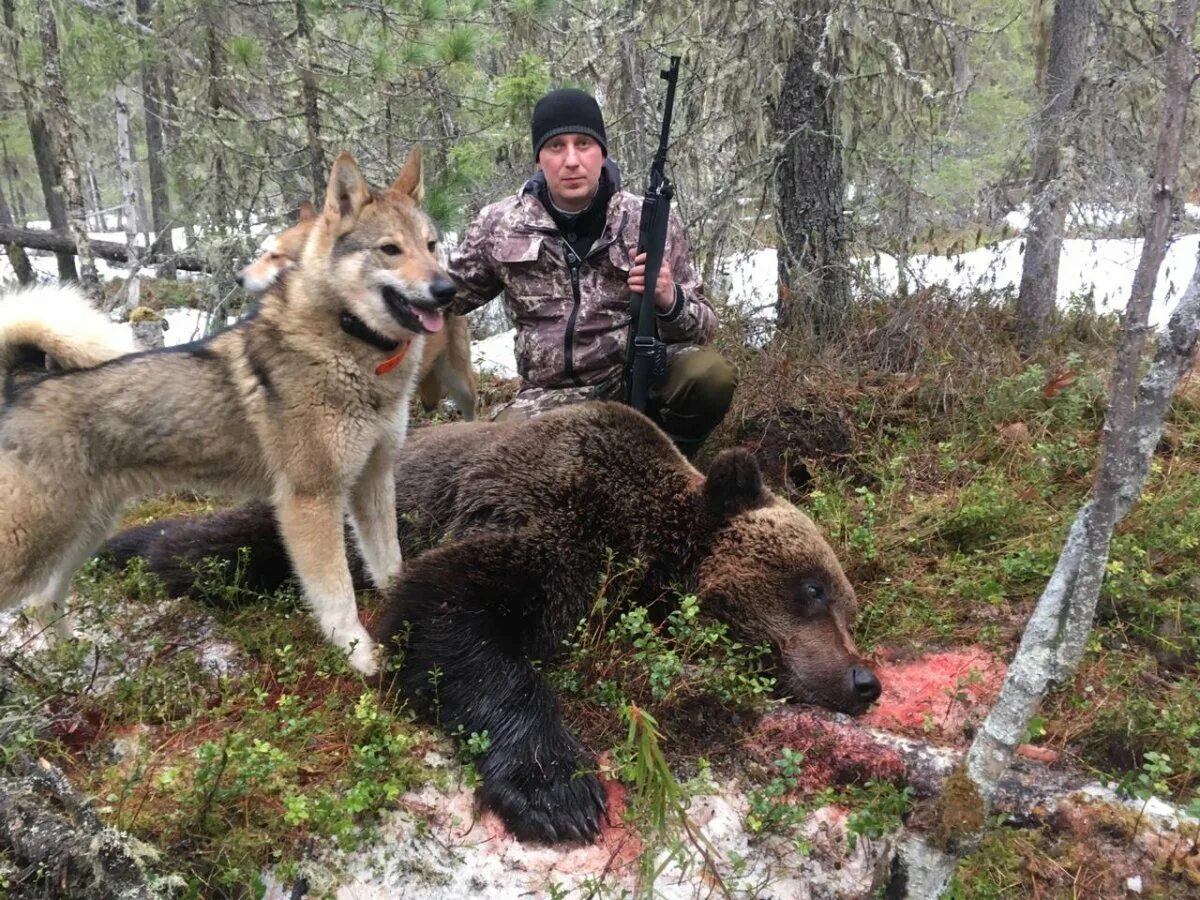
[625,56,681,413]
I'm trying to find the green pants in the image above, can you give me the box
[645,346,737,457]
[496,346,737,458]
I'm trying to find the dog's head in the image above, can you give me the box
[237,201,315,293]
[304,150,455,339]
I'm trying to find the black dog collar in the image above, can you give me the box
[339,311,399,353]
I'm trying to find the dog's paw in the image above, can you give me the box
[346,636,380,676]
[479,756,607,844]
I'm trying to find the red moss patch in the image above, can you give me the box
[863,646,1006,745]
[750,709,907,793]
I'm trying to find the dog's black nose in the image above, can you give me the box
[431,277,457,306]
[851,667,881,702]
[235,272,245,287]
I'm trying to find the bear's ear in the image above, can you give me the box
[704,449,770,521]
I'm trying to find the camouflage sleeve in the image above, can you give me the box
[657,211,717,344]
[446,206,503,316]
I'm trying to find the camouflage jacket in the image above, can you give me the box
[447,168,717,392]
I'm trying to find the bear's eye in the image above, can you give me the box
[380,243,402,256]
[798,580,825,606]
[427,239,437,252]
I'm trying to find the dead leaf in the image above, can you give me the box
[1017,744,1060,764]
[996,422,1032,444]
[1043,370,1079,399]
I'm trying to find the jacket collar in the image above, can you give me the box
[514,160,628,255]
[516,159,622,235]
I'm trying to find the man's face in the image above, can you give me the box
[537,133,605,212]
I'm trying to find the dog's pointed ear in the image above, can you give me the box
[390,148,424,204]
[297,199,315,223]
[704,449,770,521]
[324,152,371,221]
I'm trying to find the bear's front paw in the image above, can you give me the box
[479,756,607,844]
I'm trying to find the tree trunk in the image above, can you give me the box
[618,0,649,179]
[36,0,100,292]
[160,58,180,149]
[0,753,182,898]
[88,157,106,231]
[136,0,175,277]
[115,82,141,313]
[3,139,28,224]
[773,6,852,339]
[206,22,229,221]
[0,224,209,272]
[4,0,76,280]
[295,0,326,198]
[1015,0,1095,338]
[962,0,1197,841]
[0,181,35,284]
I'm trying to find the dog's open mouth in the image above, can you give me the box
[381,285,445,334]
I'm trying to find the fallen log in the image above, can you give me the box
[0,755,184,899]
[0,225,211,273]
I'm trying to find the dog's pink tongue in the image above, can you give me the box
[416,307,445,333]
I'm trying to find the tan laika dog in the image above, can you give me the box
[240,201,477,421]
[0,149,453,674]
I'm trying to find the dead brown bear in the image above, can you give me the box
[104,401,881,844]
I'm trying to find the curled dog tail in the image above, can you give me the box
[0,283,137,375]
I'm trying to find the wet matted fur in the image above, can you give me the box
[0,149,454,674]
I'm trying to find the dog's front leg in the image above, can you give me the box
[349,437,403,590]
[275,488,378,675]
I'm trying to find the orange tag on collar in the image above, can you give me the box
[374,341,411,376]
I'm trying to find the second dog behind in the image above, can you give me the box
[240,205,477,421]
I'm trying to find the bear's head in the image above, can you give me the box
[696,449,882,715]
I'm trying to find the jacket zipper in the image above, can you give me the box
[564,246,583,386]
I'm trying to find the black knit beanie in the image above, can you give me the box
[531,89,608,160]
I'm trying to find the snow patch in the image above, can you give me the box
[472,329,518,379]
[263,776,895,900]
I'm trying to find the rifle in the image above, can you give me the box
[625,56,681,413]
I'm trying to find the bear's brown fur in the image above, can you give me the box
[104,401,880,844]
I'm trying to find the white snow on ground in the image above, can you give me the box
[471,328,519,379]
[722,234,1200,330]
[260,775,892,900]
[3,222,1199,374]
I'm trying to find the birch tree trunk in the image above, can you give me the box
[896,11,1200,895]
[1015,0,1095,340]
[85,157,103,231]
[36,0,99,292]
[947,0,1199,855]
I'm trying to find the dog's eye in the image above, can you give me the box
[380,243,402,256]
[427,240,437,252]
